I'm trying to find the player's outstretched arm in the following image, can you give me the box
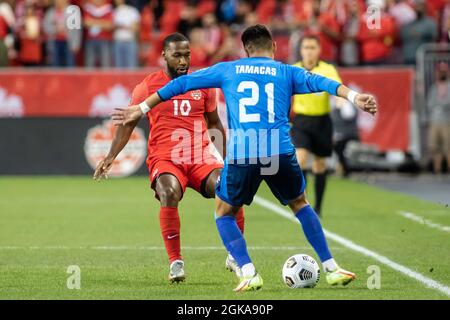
[112,63,226,126]
[93,118,140,181]
[336,85,377,116]
[292,66,377,116]
[112,92,161,126]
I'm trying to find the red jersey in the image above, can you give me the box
[129,70,217,166]
[358,13,396,63]
[83,2,113,41]
[303,13,340,63]
[0,16,7,39]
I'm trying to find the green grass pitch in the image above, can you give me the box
[0,176,449,300]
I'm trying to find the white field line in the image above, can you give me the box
[0,245,340,251]
[253,195,450,297]
[398,211,450,233]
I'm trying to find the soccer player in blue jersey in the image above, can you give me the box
[112,25,377,292]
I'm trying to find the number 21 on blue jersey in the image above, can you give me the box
[238,81,275,123]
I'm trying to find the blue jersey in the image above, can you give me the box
[157,57,340,161]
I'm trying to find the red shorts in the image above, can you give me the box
[147,154,223,199]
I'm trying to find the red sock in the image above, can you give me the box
[159,207,181,263]
[235,207,245,234]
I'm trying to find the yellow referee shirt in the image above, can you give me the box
[292,61,342,116]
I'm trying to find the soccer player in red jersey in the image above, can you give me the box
[93,33,245,282]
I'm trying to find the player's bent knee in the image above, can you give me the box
[287,193,309,213]
[215,197,240,218]
[158,187,182,205]
[203,169,221,199]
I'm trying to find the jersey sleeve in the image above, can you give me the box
[290,65,341,96]
[205,88,218,113]
[129,81,149,106]
[157,62,227,101]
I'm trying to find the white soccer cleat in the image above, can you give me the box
[225,254,242,278]
[169,259,185,283]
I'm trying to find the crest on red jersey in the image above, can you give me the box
[191,90,202,101]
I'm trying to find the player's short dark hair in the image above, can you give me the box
[163,33,189,50]
[241,24,273,52]
[300,34,321,47]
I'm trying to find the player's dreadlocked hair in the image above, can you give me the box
[163,33,189,50]
[241,24,273,53]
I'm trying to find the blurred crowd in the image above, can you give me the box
[0,0,449,68]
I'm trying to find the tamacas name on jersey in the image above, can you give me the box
[235,65,277,76]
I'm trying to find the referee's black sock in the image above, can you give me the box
[314,173,327,216]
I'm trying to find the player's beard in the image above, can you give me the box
[168,65,188,79]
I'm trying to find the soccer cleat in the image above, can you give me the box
[168,259,185,283]
[325,266,356,286]
[225,255,242,278]
[233,273,263,292]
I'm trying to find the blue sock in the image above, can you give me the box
[215,215,252,267]
[295,205,332,262]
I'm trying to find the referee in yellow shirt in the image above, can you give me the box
[291,35,342,217]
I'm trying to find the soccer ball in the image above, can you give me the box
[282,254,320,288]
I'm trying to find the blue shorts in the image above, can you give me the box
[215,152,306,207]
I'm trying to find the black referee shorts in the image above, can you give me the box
[290,114,333,157]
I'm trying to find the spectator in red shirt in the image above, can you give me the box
[18,2,42,66]
[426,0,445,21]
[358,2,396,65]
[201,12,223,60]
[139,0,156,66]
[84,0,114,68]
[159,0,185,35]
[301,0,340,63]
[257,0,297,33]
[210,27,241,64]
[187,27,209,67]
[197,0,216,17]
[0,13,6,40]
[177,1,201,37]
